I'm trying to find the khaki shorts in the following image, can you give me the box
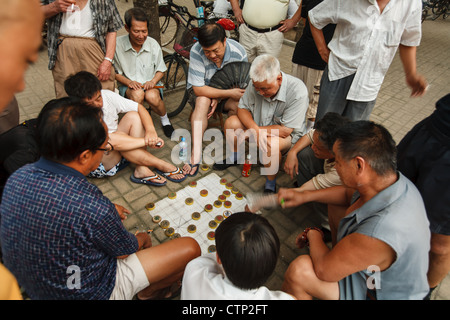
[52,36,116,98]
[109,253,149,300]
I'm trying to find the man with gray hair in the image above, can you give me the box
[213,54,308,194]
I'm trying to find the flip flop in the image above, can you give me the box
[130,173,167,186]
[187,163,200,177]
[155,167,187,183]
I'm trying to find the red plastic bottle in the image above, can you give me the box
[241,154,252,177]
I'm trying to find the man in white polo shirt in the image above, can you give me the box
[309,0,427,121]
[114,8,174,138]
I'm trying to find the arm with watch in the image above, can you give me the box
[98,31,116,81]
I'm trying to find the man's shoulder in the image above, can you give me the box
[283,72,308,93]
[226,38,247,58]
[144,36,162,48]
[115,35,131,52]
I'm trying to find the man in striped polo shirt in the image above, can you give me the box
[183,23,248,177]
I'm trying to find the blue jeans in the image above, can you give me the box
[315,66,376,122]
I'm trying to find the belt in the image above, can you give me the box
[245,23,282,33]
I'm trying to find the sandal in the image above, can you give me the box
[155,167,187,183]
[130,173,167,186]
[136,281,182,300]
[186,163,200,177]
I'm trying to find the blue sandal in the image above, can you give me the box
[187,163,200,177]
[130,173,167,186]
[155,167,187,183]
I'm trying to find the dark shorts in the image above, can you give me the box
[315,66,376,122]
[397,117,450,235]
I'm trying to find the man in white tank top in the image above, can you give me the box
[41,0,123,98]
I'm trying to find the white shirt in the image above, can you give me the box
[180,253,295,300]
[309,0,422,101]
[114,35,167,85]
[242,0,289,29]
[59,0,95,38]
[101,89,138,133]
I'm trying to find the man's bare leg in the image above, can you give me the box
[117,112,184,181]
[282,255,339,300]
[136,237,201,299]
[182,96,211,175]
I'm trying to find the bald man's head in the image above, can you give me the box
[0,0,43,111]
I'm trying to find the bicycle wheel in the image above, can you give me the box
[163,54,189,118]
[432,0,447,16]
[159,14,178,47]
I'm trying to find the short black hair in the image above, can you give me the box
[124,7,149,29]
[315,112,350,151]
[64,71,102,100]
[197,22,226,48]
[334,121,397,176]
[37,97,106,163]
[215,212,280,290]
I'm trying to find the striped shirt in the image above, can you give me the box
[187,38,248,89]
[42,0,123,70]
[0,158,138,299]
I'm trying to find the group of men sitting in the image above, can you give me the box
[0,4,448,301]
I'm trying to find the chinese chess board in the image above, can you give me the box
[146,173,249,253]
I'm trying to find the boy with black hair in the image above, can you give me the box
[64,71,186,185]
[180,212,295,300]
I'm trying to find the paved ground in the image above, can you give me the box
[13,0,450,300]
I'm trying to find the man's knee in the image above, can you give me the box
[285,255,316,284]
[224,115,242,130]
[177,237,201,260]
[145,89,162,106]
[127,88,145,103]
[121,110,141,124]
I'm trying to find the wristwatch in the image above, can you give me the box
[104,57,113,64]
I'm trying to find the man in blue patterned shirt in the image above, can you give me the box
[0,98,200,299]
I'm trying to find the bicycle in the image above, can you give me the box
[431,0,449,20]
[159,0,208,47]
[161,0,205,117]
[161,0,237,117]
[422,0,449,21]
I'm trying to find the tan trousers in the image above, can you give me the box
[239,24,284,62]
[52,36,115,98]
[291,63,323,120]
